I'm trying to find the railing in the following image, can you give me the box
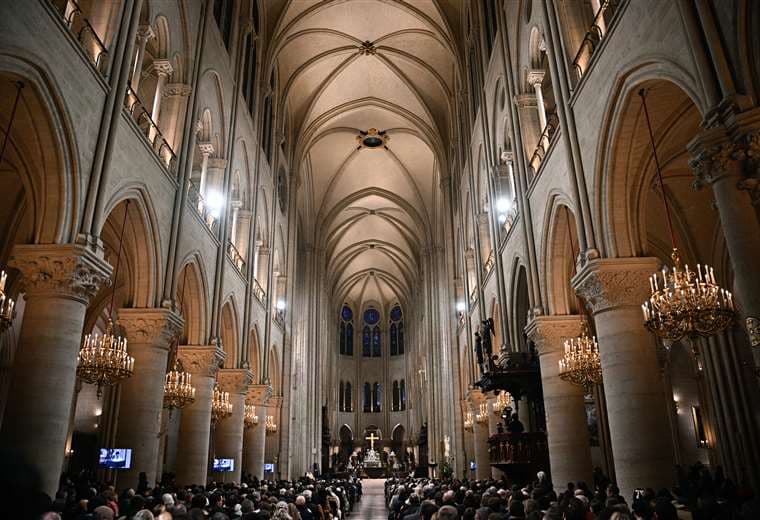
[488,432,548,466]
[274,308,286,328]
[502,203,518,234]
[484,251,495,275]
[227,241,247,273]
[124,87,178,175]
[51,0,109,76]
[252,278,266,304]
[529,113,559,178]
[571,0,620,85]
[469,287,478,308]
[186,179,218,232]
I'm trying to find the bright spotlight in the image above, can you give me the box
[498,213,508,224]
[455,301,466,312]
[276,299,286,311]
[206,190,225,219]
[496,198,510,213]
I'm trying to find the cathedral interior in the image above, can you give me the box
[0,0,760,510]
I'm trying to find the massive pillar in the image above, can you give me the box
[243,384,270,479]
[526,315,593,490]
[574,258,674,498]
[469,391,491,480]
[2,244,111,497]
[175,345,224,486]
[264,396,283,477]
[115,308,183,488]
[212,368,252,482]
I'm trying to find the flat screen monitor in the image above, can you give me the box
[99,449,132,469]
[264,463,274,472]
[213,458,235,472]
[469,461,476,471]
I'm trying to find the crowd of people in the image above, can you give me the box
[384,462,760,520]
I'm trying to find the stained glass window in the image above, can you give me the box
[390,304,404,356]
[372,383,382,412]
[363,326,371,357]
[363,383,371,412]
[340,305,353,357]
[372,326,381,357]
[390,323,398,356]
[346,322,353,356]
[364,308,380,325]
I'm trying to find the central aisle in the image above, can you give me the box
[353,479,387,519]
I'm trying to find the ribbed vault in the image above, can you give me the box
[274,0,457,311]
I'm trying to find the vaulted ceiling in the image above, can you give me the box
[271,0,460,310]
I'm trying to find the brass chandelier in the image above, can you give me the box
[0,270,15,331]
[475,403,488,424]
[244,403,259,428]
[163,358,195,412]
[463,411,474,431]
[211,382,233,423]
[77,201,134,397]
[559,320,602,392]
[265,415,277,433]
[492,392,512,415]
[637,89,734,342]
[164,270,195,413]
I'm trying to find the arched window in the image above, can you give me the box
[363,382,371,412]
[340,305,353,356]
[392,381,400,411]
[400,379,406,411]
[241,33,256,115]
[213,0,234,50]
[390,305,404,356]
[339,381,345,411]
[362,326,371,357]
[345,382,352,412]
[482,0,499,56]
[372,382,382,412]
[372,326,381,357]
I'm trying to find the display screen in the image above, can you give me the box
[213,458,235,472]
[469,461,476,470]
[99,449,132,469]
[264,463,274,472]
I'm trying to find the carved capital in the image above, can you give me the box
[572,257,660,314]
[218,368,253,395]
[149,59,174,77]
[689,140,738,188]
[267,395,284,409]
[526,69,545,88]
[163,83,192,98]
[197,142,215,156]
[136,25,156,42]
[525,315,584,357]
[178,345,225,377]
[247,383,272,405]
[10,244,112,305]
[117,308,184,348]
[746,316,760,348]
[465,388,486,405]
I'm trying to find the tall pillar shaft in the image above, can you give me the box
[115,308,183,489]
[212,369,252,482]
[527,315,593,490]
[147,60,173,142]
[175,345,224,486]
[473,417,491,480]
[130,25,155,92]
[574,258,674,498]
[2,244,111,497]
[243,384,271,479]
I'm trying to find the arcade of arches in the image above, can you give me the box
[0,0,760,504]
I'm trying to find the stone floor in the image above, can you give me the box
[351,478,387,519]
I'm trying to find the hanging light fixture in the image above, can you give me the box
[492,392,512,415]
[244,403,259,428]
[265,415,277,433]
[163,358,195,413]
[475,403,488,424]
[77,201,135,397]
[163,268,195,413]
[463,411,474,431]
[211,382,232,424]
[0,270,15,332]
[559,320,603,392]
[637,89,734,342]
[558,207,603,391]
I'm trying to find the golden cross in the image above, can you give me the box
[365,432,380,450]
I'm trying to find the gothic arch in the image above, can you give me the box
[176,254,210,345]
[542,197,580,315]
[220,296,240,367]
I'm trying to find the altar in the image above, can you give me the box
[362,432,386,478]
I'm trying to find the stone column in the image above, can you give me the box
[689,131,760,361]
[175,345,224,486]
[243,384,271,479]
[1,244,111,497]
[130,25,156,92]
[265,396,283,477]
[147,59,174,142]
[114,308,183,489]
[197,143,214,212]
[212,368,252,482]
[526,315,593,490]
[528,70,547,132]
[468,391,491,480]
[573,257,674,497]
[235,209,252,265]
[256,247,270,292]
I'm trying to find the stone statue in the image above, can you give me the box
[482,318,495,371]
[474,331,485,374]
